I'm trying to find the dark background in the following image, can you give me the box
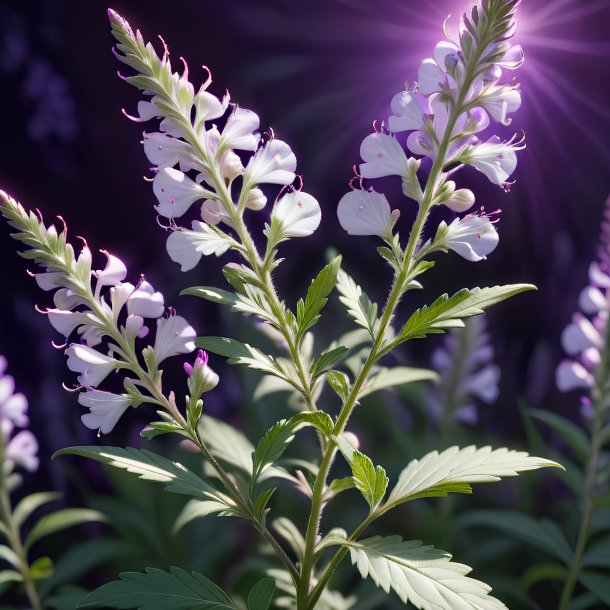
[0,0,609,544]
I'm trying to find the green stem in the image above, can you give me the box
[0,431,44,610]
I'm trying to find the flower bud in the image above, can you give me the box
[444,188,476,213]
[220,151,244,180]
[185,349,219,397]
[245,188,267,211]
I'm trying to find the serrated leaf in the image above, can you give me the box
[296,257,341,340]
[327,370,350,402]
[386,445,561,508]
[351,451,388,511]
[181,286,237,306]
[336,270,379,338]
[393,284,535,345]
[459,510,572,565]
[359,366,438,398]
[13,491,61,532]
[345,535,507,609]
[247,578,275,610]
[25,509,106,552]
[528,409,590,463]
[54,447,218,500]
[310,347,349,380]
[76,566,237,609]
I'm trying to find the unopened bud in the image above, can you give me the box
[221,151,244,180]
[444,188,476,213]
[245,188,267,211]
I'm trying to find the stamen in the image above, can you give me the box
[158,35,170,60]
[62,382,82,393]
[121,107,145,123]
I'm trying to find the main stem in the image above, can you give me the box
[0,432,44,610]
[298,67,479,610]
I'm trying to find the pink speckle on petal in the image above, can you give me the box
[477,233,482,238]
[497,154,504,159]
[376,152,384,158]
[297,201,303,208]
[169,197,175,204]
[358,205,365,212]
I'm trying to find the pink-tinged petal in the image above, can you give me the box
[561,313,602,355]
[337,190,394,237]
[137,100,159,121]
[388,91,426,133]
[443,215,499,262]
[65,344,117,388]
[579,286,607,314]
[589,262,610,288]
[244,139,296,186]
[125,315,145,340]
[127,281,165,319]
[359,133,409,179]
[556,360,594,392]
[433,41,459,71]
[143,132,190,168]
[222,107,260,151]
[272,191,321,238]
[166,221,231,271]
[35,272,63,291]
[0,356,6,377]
[407,131,434,157]
[153,167,208,219]
[498,44,524,69]
[94,252,127,288]
[79,390,130,434]
[154,315,196,363]
[6,430,39,472]
[462,135,523,185]
[0,374,15,403]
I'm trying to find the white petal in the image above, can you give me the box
[222,107,260,151]
[94,253,127,288]
[195,90,228,122]
[272,191,321,238]
[47,310,88,337]
[556,360,594,392]
[244,139,296,185]
[0,393,28,427]
[65,345,116,388]
[359,133,409,179]
[127,281,165,319]
[154,315,196,363]
[388,91,426,133]
[143,132,190,168]
[166,221,232,271]
[6,430,38,472]
[444,215,499,262]
[418,58,445,95]
[79,391,130,434]
[153,167,208,218]
[561,314,602,355]
[337,190,393,237]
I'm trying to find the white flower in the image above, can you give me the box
[153,167,211,218]
[79,390,131,434]
[244,139,296,186]
[245,188,267,211]
[6,429,39,472]
[388,91,426,133]
[166,221,232,271]
[221,107,260,151]
[194,90,229,124]
[337,190,397,237]
[359,133,409,179]
[0,360,28,428]
[272,191,321,238]
[477,85,521,125]
[127,281,165,319]
[443,187,476,213]
[441,215,500,262]
[94,252,127,288]
[65,344,117,388]
[462,135,524,185]
[556,360,594,392]
[142,132,191,168]
[47,310,90,338]
[34,271,63,291]
[417,42,460,95]
[579,286,607,314]
[154,315,196,362]
[561,313,603,356]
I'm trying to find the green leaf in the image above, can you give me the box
[0,570,23,587]
[528,409,590,463]
[359,366,438,398]
[386,445,562,508]
[199,415,255,475]
[272,518,306,560]
[13,491,61,532]
[173,498,240,533]
[351,451,388,511]
[0,545,20,568]
[393,284,535,345]
[459,510,572,565]
[45,585,91,610]
[77,566,237,609]
[345,535,505,609]
[25,509,106,552]
[181,286,237,306]
[582,536,610,569]
[336,269,379,338]
[246,578,275,610]
[578,570,610,606]
[296,256,341,340]
[54,446,218,500]
[195,337,251,359]
[310,347,349,380]
[323,477,356,502]
[327,370,350,402]
[30,556,54,580]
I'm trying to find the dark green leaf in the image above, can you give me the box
[359,366,438,398]
[252,420,298,482]
[327,370,350,402]
[310,347,350,380]
[579,570,610,606]
[528,409,590,463]
[246,578,275,610]
[181,286,237,306]
[76,566,237,609]
[195,337,251,359]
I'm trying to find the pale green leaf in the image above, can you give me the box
[30,556,53,580]
[76,566,237,609]
[181,286,237,306]
[386,445,561,508]
[173,498,239,534]
[359,366,438,398]
[310,347,349,380]
[25,509,106,552]
[327,370,350,402]
[272,517,306,561]
[13,491,61,532]
[54,446,218,500]
[345,535,507,609]
[246,578,275,610]
[199,415,255,475]
[393,284,535,345]
[0,545,20,568]
[351,451,388,511]
[0,570,22,586]
[336,269,378,338]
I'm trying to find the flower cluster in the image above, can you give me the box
[0,355,38,488]
[337,0,524,263]
[1,192,197,434]
[109,9,321,272]
[556,198,610,410]
[428,317,500,427]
